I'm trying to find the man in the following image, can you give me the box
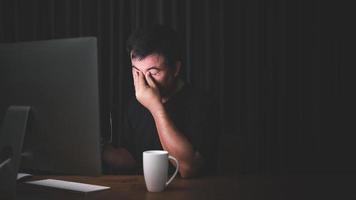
[102,24,219,178]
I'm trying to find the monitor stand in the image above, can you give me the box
[0,106,30,200]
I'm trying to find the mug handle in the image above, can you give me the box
[166,155,179,186]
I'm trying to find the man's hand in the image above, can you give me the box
[132,69,163,112]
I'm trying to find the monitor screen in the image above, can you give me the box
[0,37,102,176]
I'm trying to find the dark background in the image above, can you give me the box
[0,0,354,175]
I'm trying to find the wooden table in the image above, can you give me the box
[16,173,356,200]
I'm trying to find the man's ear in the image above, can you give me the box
[174,61,181,77]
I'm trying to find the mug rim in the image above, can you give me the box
[143,150,168,155]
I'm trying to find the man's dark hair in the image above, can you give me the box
[126,24,182,69]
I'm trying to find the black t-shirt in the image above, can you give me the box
[120,83,219,175]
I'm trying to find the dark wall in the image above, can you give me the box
[0,0,354,175]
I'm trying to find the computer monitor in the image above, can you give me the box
[0,37,103,177]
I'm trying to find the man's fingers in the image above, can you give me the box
[132,68,138,88]
[137,71,147,88]
[145,72,157,88]
[132,69,156,90]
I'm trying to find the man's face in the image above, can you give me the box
[131,53,179,97]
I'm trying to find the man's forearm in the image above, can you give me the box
[150,105,202,178]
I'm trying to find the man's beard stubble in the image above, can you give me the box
[157,78,179,99]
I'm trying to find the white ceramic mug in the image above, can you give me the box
[143,150,179,192]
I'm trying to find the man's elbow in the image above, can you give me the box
[179,163,200,178]
[179,152,205,178]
